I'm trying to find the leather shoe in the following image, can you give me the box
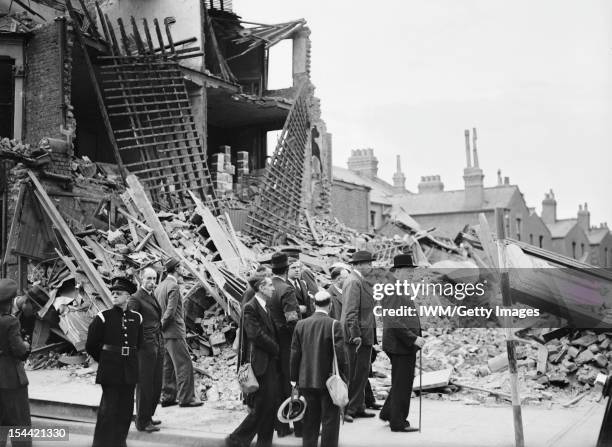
[138,423,160,433]
[179,400,203,407]
[343,414,354,423]
[367,402,383,410]
[353,411,375,418]
[277,427,294,438]
[161,400,178,408]
[151,419,161,425]
[391,426,419,432]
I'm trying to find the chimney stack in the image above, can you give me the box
[347,148,379,178]
[418,175,444,194]
[392,155,406,191]
[464,129,472,168]
[497,169,502,186]
[541,189,557,224]
[463,128,484,208]
[577,202,590,231]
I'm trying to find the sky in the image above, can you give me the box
[236,0,612,228]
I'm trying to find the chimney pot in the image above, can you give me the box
[504,176,510,185]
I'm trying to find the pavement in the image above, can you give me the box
[27,369,607,447]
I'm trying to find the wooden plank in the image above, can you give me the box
[476,213,500,271]
[188,191,241,274]
[304,210,321,244]
[29,171,113,308]
[536,345,548,374]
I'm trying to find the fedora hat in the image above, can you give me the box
[0,279,18,303]
[270,252,289,269]
[280,247,302,258]
[391,253,415,270]
[277,395,307,424]
[349,250,373,264]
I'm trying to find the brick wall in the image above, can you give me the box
[331,180,370,233]
[24,21,64,145]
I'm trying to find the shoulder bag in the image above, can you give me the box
[326,320,349,407]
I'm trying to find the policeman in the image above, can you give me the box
[0,278,31,447]
[86,277,143,447]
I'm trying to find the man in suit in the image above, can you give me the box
[267,252,301,437]
[226,276,280,447]
[290,290,348,447]
[0,279,31,447]
[379,254,425,432]
[86,277,143,447]
[156,258,202,408]
[128,267,163,432]
[288,259,314,318]
[327,266,349,320]
[340,250,377,422]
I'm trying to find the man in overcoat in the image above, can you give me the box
[226,276,280,447]
[156,258,202,407]
[340,250,377,421]
[290,290,348,447]
[0,278,31,447]
[379,254,425,432]
[128,267,163,431]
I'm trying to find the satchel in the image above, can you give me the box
[237,312,259,395]
[326,320,348,408]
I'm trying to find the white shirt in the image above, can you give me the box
[315,309,329,315]
[255,293,267,311]
[353,269,363,278]
[167,274,177,283]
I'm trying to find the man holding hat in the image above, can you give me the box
[0,278,31,447]
[290,290,348,447]
[267,252,301,437]
[227,276,280,447]
[379,253,425,432]
[128,267,163,432]
[340,250,377,421]
[156,258,202,408]
[86,276,143,447]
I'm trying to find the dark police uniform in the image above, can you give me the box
[0,278,31,447]
[86,304,143,447]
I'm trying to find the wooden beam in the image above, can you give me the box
[28,171,113,308]
[65,0,127,182]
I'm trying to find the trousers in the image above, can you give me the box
[93,384,135,447]
[162,338,196,405]
[380,352,417,430]
[345,343,372,415]
[135,335,164,429]
[229,365,279,447]
[301,388,341,447]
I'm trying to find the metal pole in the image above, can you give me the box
[496,209,524,447]
[419,349,422,432]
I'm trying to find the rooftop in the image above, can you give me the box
[333,166,399,205]
[392,185,518,215]
[547,219,578,239]
[588,227,610,245]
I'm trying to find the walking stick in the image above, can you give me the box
[419,349,422,433]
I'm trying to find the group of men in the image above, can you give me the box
[85,257,202,447]
[227,249,425,447]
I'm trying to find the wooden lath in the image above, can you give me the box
[244,83,311,244]
[84,4,222,214]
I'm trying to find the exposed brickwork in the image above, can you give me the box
[24,21,64,145]
[331,180,370,233]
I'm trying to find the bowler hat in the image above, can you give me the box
[270,252,289,269]
[164,257,180,272]
[0,279,18,303]
[391,254,415,270]
[110,277,136,294]
[349,250,373,264]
